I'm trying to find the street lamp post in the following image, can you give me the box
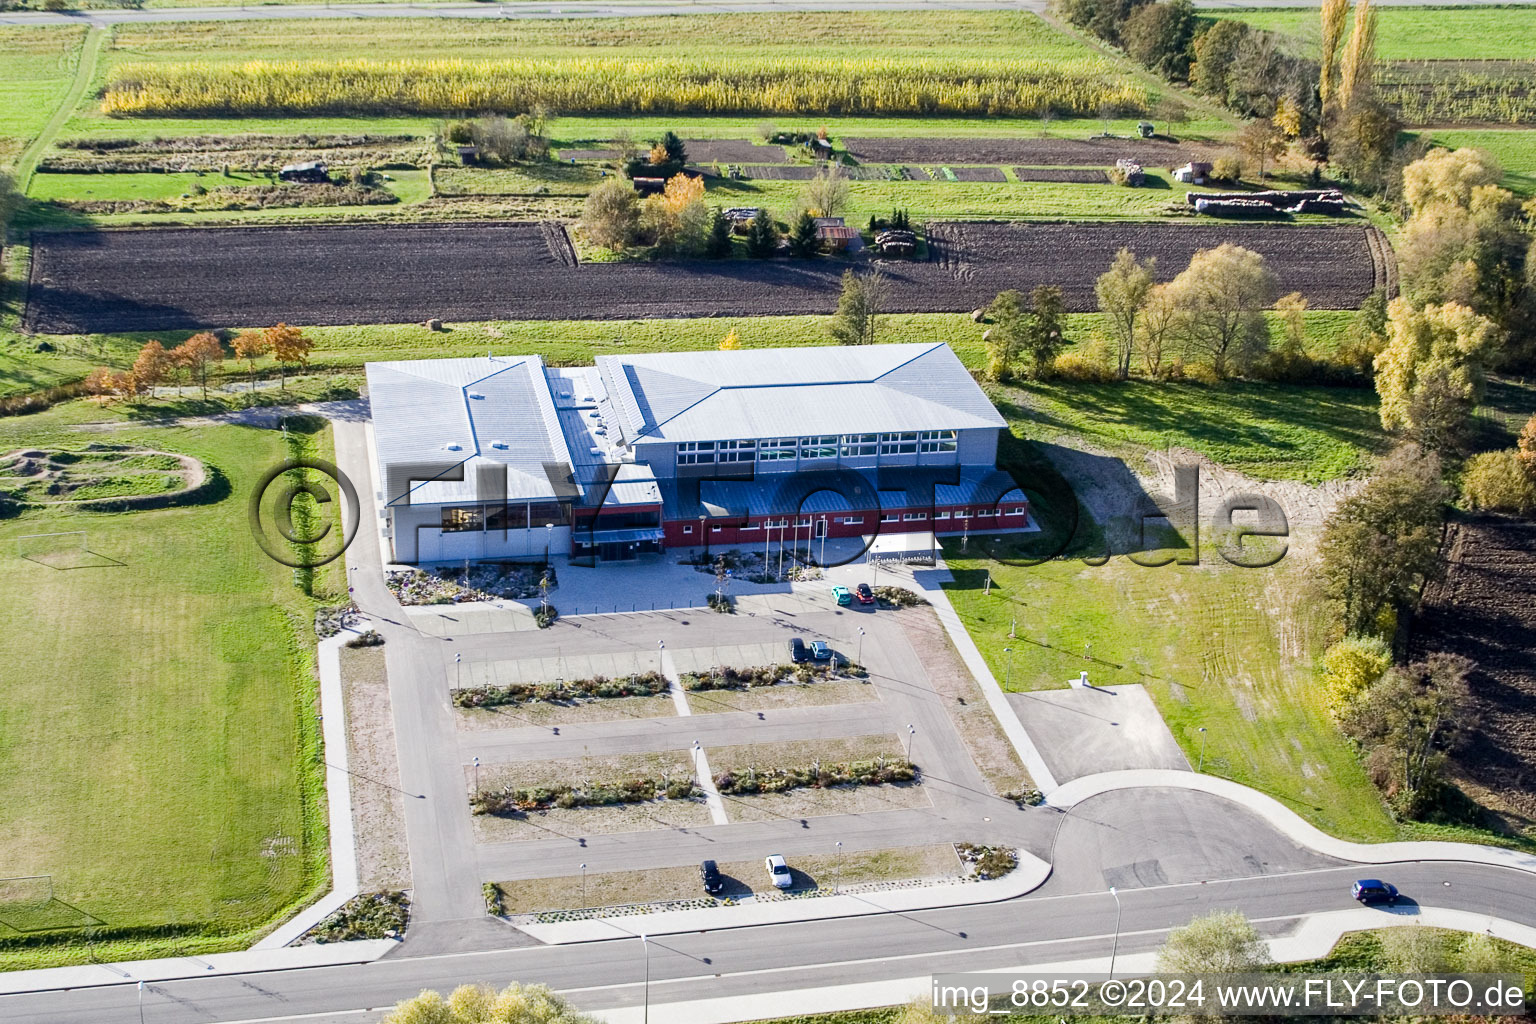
[699,514,707,556]
[581,862,587,907]
[1108,887,1123,979]
[835,840,843,893]
[138,980,145,1024]
[472,756,480,794]
[904,723,915,762]
[545,522,553,565]
[641,934,651,1024]
[1003,647,1013,690]
[819,516,827,567]
[856,627,865,669]
[1198,727,1208,772]
[657,640,665,677]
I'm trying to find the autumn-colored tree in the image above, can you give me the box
[1237,117,1286,183]
[82,367,116,398]
[232,329,271,381]
[661,171,704,214]
[1402,147,1504,214]
[265,323,313,388]
[1517,414,1536,479]
[131,340,172,399]
[177,331,224,399]
[718,328,741,351]
[1373,299,1499,437]
[1337,0,1377,110]
[1095,247,1155,380]
[1318,0,1351,108]
[1164,244,1278,379]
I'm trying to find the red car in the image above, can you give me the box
[855,583,875,605]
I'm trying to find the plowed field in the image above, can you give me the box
[24,221,1384,333]
[1411,516,1536,822]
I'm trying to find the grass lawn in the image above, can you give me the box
[0,406,339,969]
[0,26,87,167]
[995,377,1388,482]
[1410,128,1536,196]
[943,531,1400,842]
[27,169,265,201]
[1205,6,1536,61]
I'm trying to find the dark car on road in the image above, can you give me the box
[1352,879,1399,905]
[700,859,724,895]
[788,637,809,663]
[855,583,875,605]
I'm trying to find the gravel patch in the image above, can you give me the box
[471,798,713,842]
[339,647,411,891]
[685,678,880,714]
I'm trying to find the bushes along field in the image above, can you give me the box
[101,56,1150,119]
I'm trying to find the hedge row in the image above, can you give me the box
[452,670,666,708]
[472,776,700,816]
[714,758,916,796]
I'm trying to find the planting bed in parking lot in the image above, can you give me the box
[25,220,1384,333]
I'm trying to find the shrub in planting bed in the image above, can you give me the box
[472,776,700,816]
[955,843,1019,879]
[302,891,410,943]
[681,662,864,691]
[713,758,917,795]
[452,670,667,708]
[874,586,927,607]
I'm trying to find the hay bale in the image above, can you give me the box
[971,309,986,323]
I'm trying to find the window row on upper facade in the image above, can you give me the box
[675,430,958,465]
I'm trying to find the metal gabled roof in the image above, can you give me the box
[594,343,1004,445]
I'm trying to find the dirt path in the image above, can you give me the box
[14,26,104,196]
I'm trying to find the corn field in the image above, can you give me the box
[1378,61,1536,125]
[101,56,1151,118]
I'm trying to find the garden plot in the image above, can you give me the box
[947,167,1006,182]
[559,140,788,163]
[41,133,433,174]
[846,136,1207,166]
[1013,167,1109,183]
[25,220,1384,333]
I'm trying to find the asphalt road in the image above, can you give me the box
[3,0,1532,26]
[3,858,1534,1023]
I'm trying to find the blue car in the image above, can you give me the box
[1352,879,1399,905]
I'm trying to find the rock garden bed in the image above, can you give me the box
[300,890,410,943]
[385,562,549,605]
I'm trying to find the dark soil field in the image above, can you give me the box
[24,220,1383,333]
[1411,516,1536,823]
[845,137,1211,166]
[558,140,789,163]
[1013,167,1109,183]
[948,167,1007,182]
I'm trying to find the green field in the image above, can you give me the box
[0,408,336,969]
[1206,6,1536,61]
[0,26,87,167]
[1413,129,1536,195]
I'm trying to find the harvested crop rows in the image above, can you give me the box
[845,136,1209,166]
[1411,517,1536,822]
[1012,167,1109,183]
[24,221,1383,333]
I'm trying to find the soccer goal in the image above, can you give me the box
[0,874,99,932]
[15,531,93,569]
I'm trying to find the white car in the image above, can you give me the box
[765,854,793,890]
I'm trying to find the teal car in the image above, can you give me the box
[831,584,853,606]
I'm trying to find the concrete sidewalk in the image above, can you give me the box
[0,941,398,996]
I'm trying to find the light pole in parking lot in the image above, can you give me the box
[641,933,651,1024]
[545,522,553,565]
[1108,887,1122,979]
[581,862,587,907]
[835,840,843,893]
[657,640,665,678]
[856,628,865,669]
[472,756,480,794]
[820,516,827,567]
[904,723,915,762]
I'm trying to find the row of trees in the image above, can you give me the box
[82,323,313,401]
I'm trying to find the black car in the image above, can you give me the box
[700,859,724,895]
[788,637,809,663]
[1352,879,1399,905]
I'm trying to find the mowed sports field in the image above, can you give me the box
[0,414,332,969]
[23,220,1387,333]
